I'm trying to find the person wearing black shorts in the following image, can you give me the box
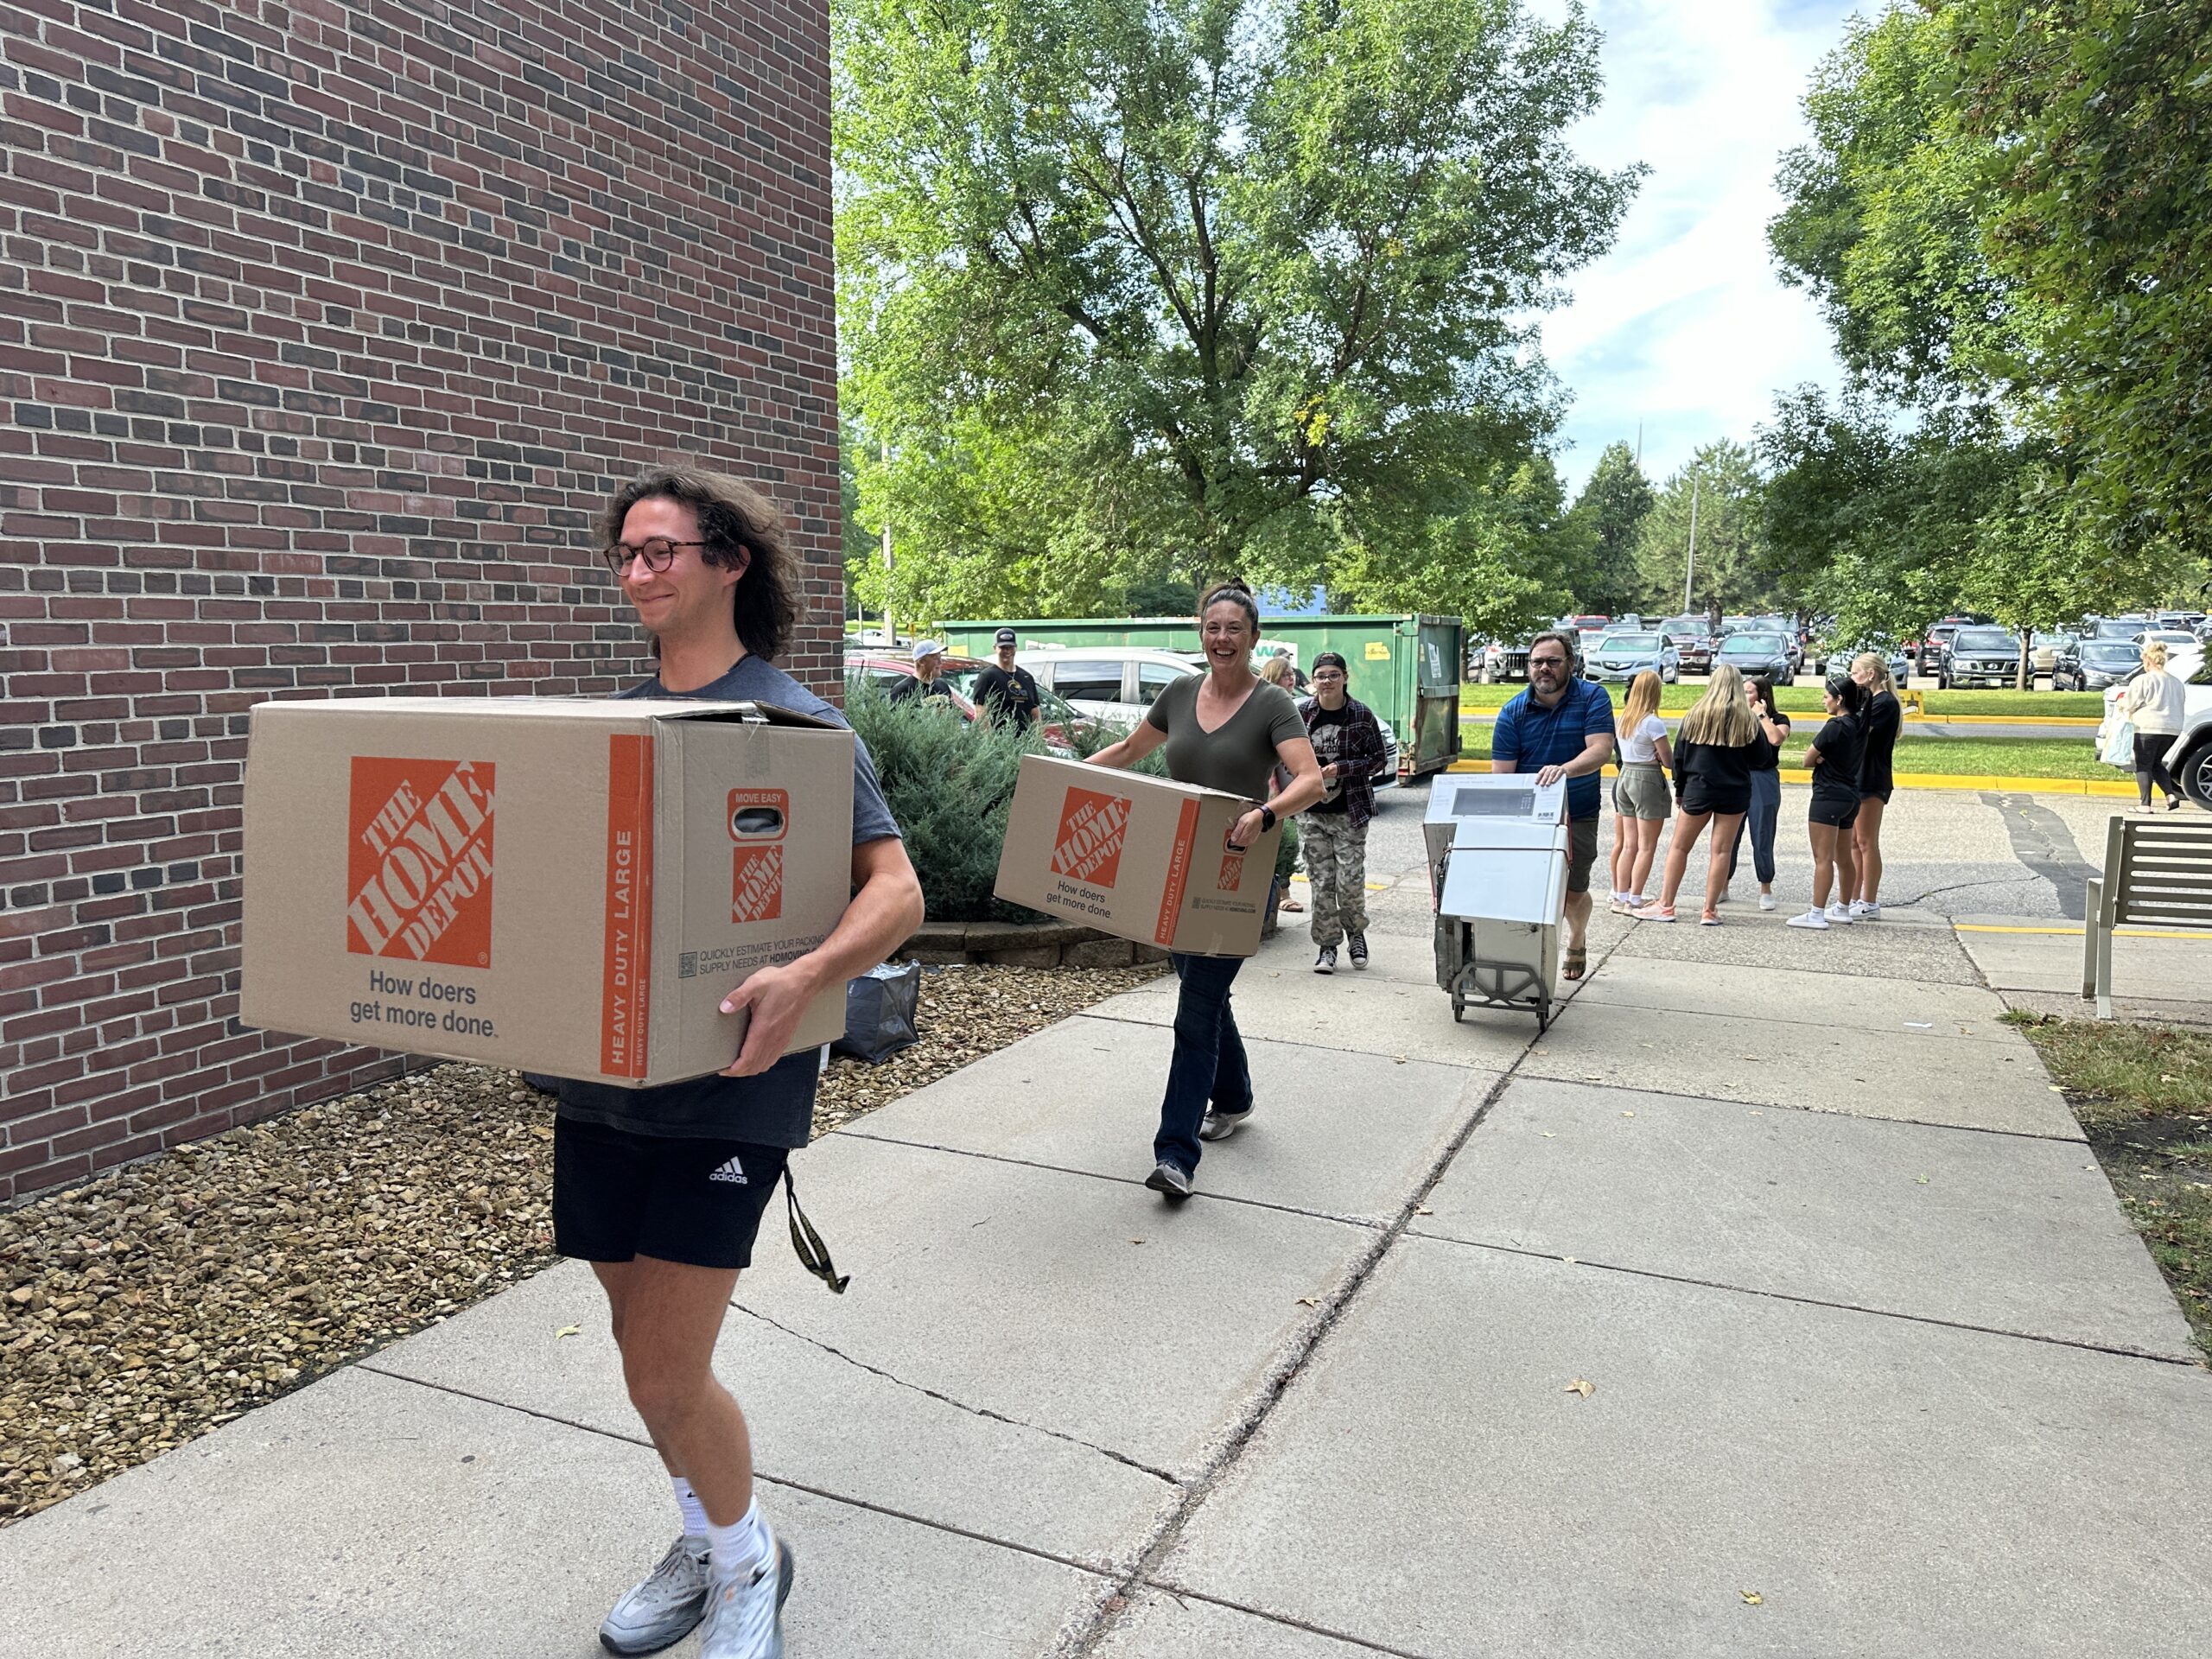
[1633,663,1762,926]
[1849,652,1902,918]
[568,464,922,1659]
[1789,676,1866,931]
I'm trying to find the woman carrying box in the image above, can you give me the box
[1088,579,1326,1200]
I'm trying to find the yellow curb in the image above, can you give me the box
[1957,923,2209,940]
[1446,760,2133,796]
[1904,713,2103,728]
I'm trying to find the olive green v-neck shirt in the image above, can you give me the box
[1144,674,1307,799]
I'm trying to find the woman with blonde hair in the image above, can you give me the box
[2124,639,2188,811]
[1633,664,1760,925]
[1607,670,1675,913]
[1848,650,1903,917]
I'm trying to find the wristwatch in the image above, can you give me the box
[1257,804,1277,832]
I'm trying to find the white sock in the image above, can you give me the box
[706,1498,769,1580]
[671,1476,709,1541]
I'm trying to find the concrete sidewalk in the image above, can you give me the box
[5,835,2209,1656]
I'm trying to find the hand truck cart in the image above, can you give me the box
[1422,772,1570,1030]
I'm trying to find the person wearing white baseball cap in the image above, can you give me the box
[890,640,953,703]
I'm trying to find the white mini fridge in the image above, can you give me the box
[1422,773,1569,1029]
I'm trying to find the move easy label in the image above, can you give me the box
[346,758,496,967]
[601,734,655,1078]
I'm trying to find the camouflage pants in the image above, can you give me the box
[1301,811,1369,948]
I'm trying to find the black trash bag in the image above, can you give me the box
[834,961,921,1063]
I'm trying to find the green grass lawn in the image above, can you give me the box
[2005,1013,2212,1357]
[1460,683,2105,719]
[1455,734,2112,781]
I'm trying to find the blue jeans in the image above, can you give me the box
[1155,953,1250,1176]
[1729,768,1782,886]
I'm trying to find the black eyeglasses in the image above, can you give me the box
[601,537,707,576]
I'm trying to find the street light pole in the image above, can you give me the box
[1681,474,1700,615]
[880,438,894,644]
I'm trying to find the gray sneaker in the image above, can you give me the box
[1199,1104,1253,1141]
[600,1536,711,1656]
[1347,931,1368,969]
[697,1533,796,1659]
[1144,1160,1194,1199]
[1314,946,1337,974]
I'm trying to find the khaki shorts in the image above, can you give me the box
[1612,761,1671,821]
[1566,815,1599,894]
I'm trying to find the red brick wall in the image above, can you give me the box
[0,0,843,1201]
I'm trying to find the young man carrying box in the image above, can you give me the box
[565,466,921,1659]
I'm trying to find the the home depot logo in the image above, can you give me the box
[728,788,786,922]
[1051,786,1132,887]
[346,758,496,966]
[1217,849,1246,891]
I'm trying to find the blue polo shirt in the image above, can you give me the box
[1491,677,1615,821]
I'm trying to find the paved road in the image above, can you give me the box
[8,771,2209,1656]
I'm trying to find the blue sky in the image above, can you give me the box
[1535,1,1866,493]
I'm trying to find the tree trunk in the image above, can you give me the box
[2017,628,2031,691]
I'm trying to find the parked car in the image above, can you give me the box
[1936,626,2023,689]
[1658,614,1716,674]
[1478,638,1532,683]
[2028,630,2078,677]
[2090,615,2153,640]
[1916,616,1979,679]
[2056,639,2152,692]
[1563,615,1611,660]
[1828,640,1911,690]
[845,651,1090,753]
[1586,630,1682,684]
[1713,631,1796,686]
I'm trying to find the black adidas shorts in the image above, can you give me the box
[553,1116,791,1271]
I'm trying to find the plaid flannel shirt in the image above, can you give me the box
[1295,694,1389,828]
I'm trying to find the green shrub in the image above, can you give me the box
[1275,815,1300,884]
[845,683,1177,923]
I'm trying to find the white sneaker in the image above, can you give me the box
[1786,909,1830,930]
[1758,893,1777,912]
[697,1529,795,1659]
[1824,902,1855,925]
[600,1537,712,1655]
[1854,901,1882,920]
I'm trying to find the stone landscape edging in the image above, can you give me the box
[896,918,1173,968]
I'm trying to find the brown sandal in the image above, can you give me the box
[1562,945,1586,982]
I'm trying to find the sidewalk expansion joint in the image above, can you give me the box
[836,1129,1389,1231]
[1136,1580,1443,1658]
[1054,927,1631,1657]
[351,1362,1128,1579]
[1071,1006,1503,1069]
[1512,1074,2088,1147]
[1408,1236,2207,1369]
[724,1302,1179,1484]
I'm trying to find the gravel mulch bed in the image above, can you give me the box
[0,960,1161,1525]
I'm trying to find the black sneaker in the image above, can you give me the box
[1347,931,1368,969]
[1314,947,1337,975]
[1144,1160,1193,1200]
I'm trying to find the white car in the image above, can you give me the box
[1019,645,1399,781]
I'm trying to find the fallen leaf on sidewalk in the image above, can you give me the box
[1130,1239,1146,1245]
[1621,1110,1635,1117]
[1415,1206,1433,1215]
[1561,1255,1577,1265]
[555,1325,580,1338]
[1297,1297,1319,1307]
[1393,1056,1408,1065]
[1542,1131,1557,1138]
[1564,1377,1595,1398]
[1740,1590,1763,1605]
[1914,1176,1929,1185]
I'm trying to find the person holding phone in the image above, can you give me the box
[1725,677,1791,911]
[1789,676,1866,930]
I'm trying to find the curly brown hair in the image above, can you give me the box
[598,463,797,661]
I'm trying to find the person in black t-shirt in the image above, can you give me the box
[969,627,1041,728]
[888,639,956,703]
[1292,652,1388,969]
[1848,651,1903,918]
[1788,676,1866,931]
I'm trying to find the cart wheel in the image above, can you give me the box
[1536,1003,1551,1033]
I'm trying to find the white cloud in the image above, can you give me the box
[1532,2,1863,492]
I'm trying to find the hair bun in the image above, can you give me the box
[1206,576,1253,596]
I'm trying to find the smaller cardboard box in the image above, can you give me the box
[993,753,1281,958]
[242,696,857,1085]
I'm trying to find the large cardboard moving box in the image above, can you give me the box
[994,753,1281,958]
[243,696,855,1085]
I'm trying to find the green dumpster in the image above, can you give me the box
[934,613,1464,783]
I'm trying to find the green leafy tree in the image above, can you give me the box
[1564,441,1653,614]
[1633,442,1776,618]
[836,0,1640,618]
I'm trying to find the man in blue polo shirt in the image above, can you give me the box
[1491,628,1617,981]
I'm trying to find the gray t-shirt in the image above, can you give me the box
[554,654,902,1147]
[1144,675,1307,799]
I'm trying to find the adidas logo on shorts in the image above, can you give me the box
[707,1154,748,1185]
